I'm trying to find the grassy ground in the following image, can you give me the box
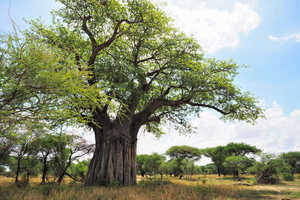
[0,175,300,200]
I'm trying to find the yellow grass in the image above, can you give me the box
[0,175,300,200]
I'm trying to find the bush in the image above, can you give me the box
[282,173,294,181]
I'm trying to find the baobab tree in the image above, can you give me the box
[24,0,263,185]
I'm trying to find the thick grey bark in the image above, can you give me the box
[85,122,138,186]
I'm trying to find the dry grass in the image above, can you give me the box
[0,175,299,200]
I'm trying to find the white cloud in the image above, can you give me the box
[137,102,300,161]
[268,33,300,42]
[154,0,261,53]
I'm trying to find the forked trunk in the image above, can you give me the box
[85,123,138,186]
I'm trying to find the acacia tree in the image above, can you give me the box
[204,143,260,177]
[225,143,261,157]
[50,134,94,184]
[281,152,300,176]
[166,146,202,161]
[224,155,254,178]
[166,145,201,179]
[0,133,15,166]
[136,154,150,177]
[28,0,263,186]
[31,133,58,184]
[203,146,227,176]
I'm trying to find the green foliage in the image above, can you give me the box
[0,32,105,131]
[201,164,218,174]
[252,154,282,184]
[166,145,201,161]
[49,133,93,183]
[25,0,263,139]
[165,146,201,178]
[225,143,261,156]
[0,133,15,165]
[165,159,182,176]
[136,153,165,176]
[224,155,253,178]
[0,165,6,174]
[136,154,149,176]
[281,152,300,175]
[203,146,227,176]
[282,172,294,181]
[203,143,260,176]
[69,160,90,181]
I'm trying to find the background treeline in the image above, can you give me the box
[1,130,300,185]
[136,143,300,184]
[0,125,94,185]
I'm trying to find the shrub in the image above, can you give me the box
[282,173,294,181]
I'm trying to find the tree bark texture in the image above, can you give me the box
[85,123,137,186]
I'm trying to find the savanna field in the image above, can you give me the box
[1,175,300,200]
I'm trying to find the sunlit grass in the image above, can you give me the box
[0,175,299,200]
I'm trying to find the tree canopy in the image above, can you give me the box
[166,145,201,161]
[281,152,300,176]
[27,0,263,134]
[203,143,261,176]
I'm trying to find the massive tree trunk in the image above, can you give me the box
[85,121,138,186]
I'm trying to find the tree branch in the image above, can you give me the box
[134,98,233,126]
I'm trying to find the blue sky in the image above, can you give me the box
[214,0,300,113]
[1,0,300,156]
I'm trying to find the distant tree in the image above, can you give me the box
[69,160,90,182]
[136,154,150,177]
[165,159,180,177]
[225,143,261,157]
[31,133,58,184]
[8,140,41,184]
[166,146,201,161]
[251,154,282,184]
[203,146,227,176]
[9,125,39,183]
[0,133,15,166]
[281,152,300,176]
[181,159,197,180]
[143,153,165,176]
[20,156,41,183]
[0,165,6,174]
[166,145,202,179]
[201,163,218,174]
[50,134,94,184]
[223,155,254,178]
[223,143,260,178]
